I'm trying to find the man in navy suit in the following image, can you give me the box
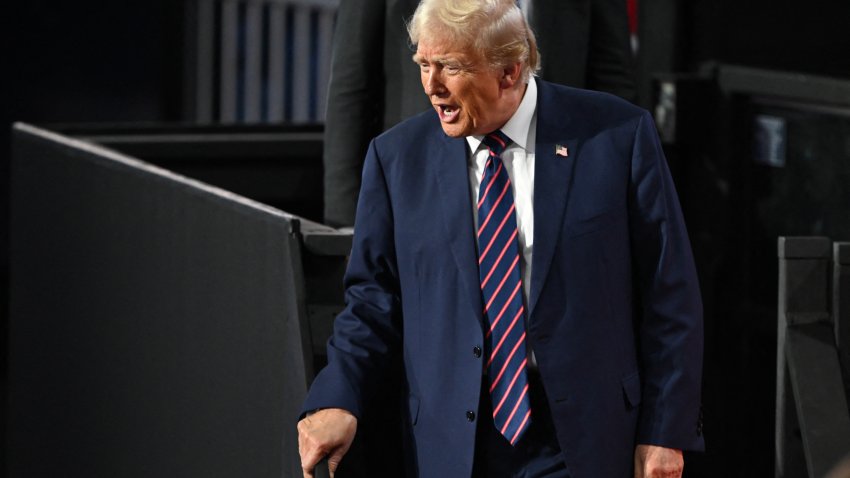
[299,0,704,476]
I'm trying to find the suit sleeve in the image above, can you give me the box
[322,0,386,227]
[303,139,402,418]
[628,111,705,451]
[587,0,637,101]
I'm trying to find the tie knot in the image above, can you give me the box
[482,130,512,158]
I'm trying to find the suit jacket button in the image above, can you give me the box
[473,346,482,358]
[466,411,476,422]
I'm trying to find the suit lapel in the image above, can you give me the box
[435,134,485,324]
[529,82,579,317]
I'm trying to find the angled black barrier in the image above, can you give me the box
[49,122,325,223]
[8,123,344,478]
[776,237,850,478]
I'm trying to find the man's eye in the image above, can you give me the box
[445,65,460,74]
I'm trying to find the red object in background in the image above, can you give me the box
[627,0,638,34]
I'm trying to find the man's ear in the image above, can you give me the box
[500,62,523,89]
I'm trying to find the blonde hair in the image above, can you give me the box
[408,0,541,81]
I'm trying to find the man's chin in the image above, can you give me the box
[439,123,469,138]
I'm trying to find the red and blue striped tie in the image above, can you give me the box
[477,130,531,445]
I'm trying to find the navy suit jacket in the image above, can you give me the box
[304,80,704,477]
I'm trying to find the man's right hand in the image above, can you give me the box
[297,408,358,478]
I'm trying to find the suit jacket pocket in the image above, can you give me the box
[621,372,642,410]
[565,209,618,239]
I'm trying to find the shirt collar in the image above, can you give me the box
[466,76,538,153]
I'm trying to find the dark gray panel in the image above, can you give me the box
[786,323,850,478]
[716,65,850,107]
[50,123,326,224]
[777,237,850,478]
[777,236,832,260]
[836,243,850,401]
[9,123,312,477]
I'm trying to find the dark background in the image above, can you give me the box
[5,0,850,475]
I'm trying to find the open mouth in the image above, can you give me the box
[436,104,460,122]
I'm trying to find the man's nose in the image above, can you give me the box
[425,71,446,96]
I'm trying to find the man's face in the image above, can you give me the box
[414,35,511,138]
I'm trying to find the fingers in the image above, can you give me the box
[298,419,327,478]
[645,468,683,478]
[634,444,683,478]
[300,450,316,478]
[297,409,358,478]
[299,446,323,478]
[643,465,683,478]
[640,458,683,478]
[327,448,348,476]
[300,448,325,478]
[637,461,682,478]
[300,447,332,478]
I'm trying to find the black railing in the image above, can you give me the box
[776,237,850,478]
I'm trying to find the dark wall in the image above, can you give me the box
[4,0,185,471]
[687,0,850,78]
[637,0,850,107]
[9,1,184,123]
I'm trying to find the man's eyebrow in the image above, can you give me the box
[411,53,461,65]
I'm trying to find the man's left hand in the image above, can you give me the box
[634,444,683,478]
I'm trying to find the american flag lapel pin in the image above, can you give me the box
[555,144,569,157]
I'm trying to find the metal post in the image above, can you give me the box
[835,242,850,397]
[776,236,831,478]
[777,237,850,477]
